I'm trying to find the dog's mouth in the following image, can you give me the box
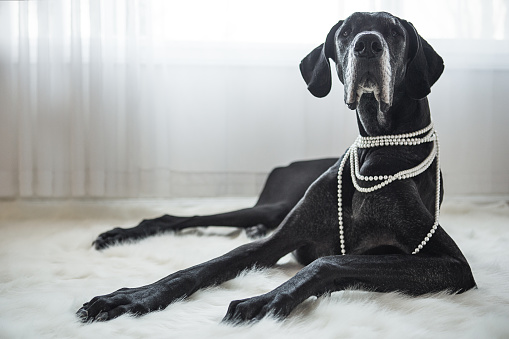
[345,70,393,113]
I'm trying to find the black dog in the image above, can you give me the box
[78,12,476,324]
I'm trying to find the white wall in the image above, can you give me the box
[0,0,508,199]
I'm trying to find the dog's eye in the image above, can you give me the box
[341,28,351,37]
[391,29,401,37]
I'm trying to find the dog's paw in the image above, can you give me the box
[245,224,268,239]
[93,215,189,250]
[222,292,294,325]
[92,227,139,250]
[77,284,170,322]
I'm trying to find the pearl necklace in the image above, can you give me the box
[337,122,440,255]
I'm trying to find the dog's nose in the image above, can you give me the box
[354,34,383,59]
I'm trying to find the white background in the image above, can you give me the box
[0,0,508,198]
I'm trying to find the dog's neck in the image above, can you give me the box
[355,93,432,137]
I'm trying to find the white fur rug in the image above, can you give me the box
[1,198,509,339]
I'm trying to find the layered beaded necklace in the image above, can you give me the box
[337,121,440,255]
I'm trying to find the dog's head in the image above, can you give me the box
[300,12,444,114]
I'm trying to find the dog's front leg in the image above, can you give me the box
[223,253,476,324]
[222,255,336,324]
[78,234,296,322]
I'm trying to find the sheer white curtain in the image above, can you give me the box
[1,0,508,198]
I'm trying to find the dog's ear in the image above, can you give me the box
[299,20,343,98]
[401,20,444,100]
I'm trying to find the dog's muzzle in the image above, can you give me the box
[343,31,393,113]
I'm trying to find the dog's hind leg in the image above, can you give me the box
[93,158,337,250]
[92,203,291,250]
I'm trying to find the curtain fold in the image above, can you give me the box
[1,0,508,198]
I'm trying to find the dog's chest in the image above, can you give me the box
[340,151,423,254]
[347,192,406,253]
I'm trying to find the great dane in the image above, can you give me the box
[78,12,476,324]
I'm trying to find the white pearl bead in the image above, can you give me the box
[339,122,439,255]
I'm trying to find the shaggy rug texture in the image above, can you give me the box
[1,198,509,339]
